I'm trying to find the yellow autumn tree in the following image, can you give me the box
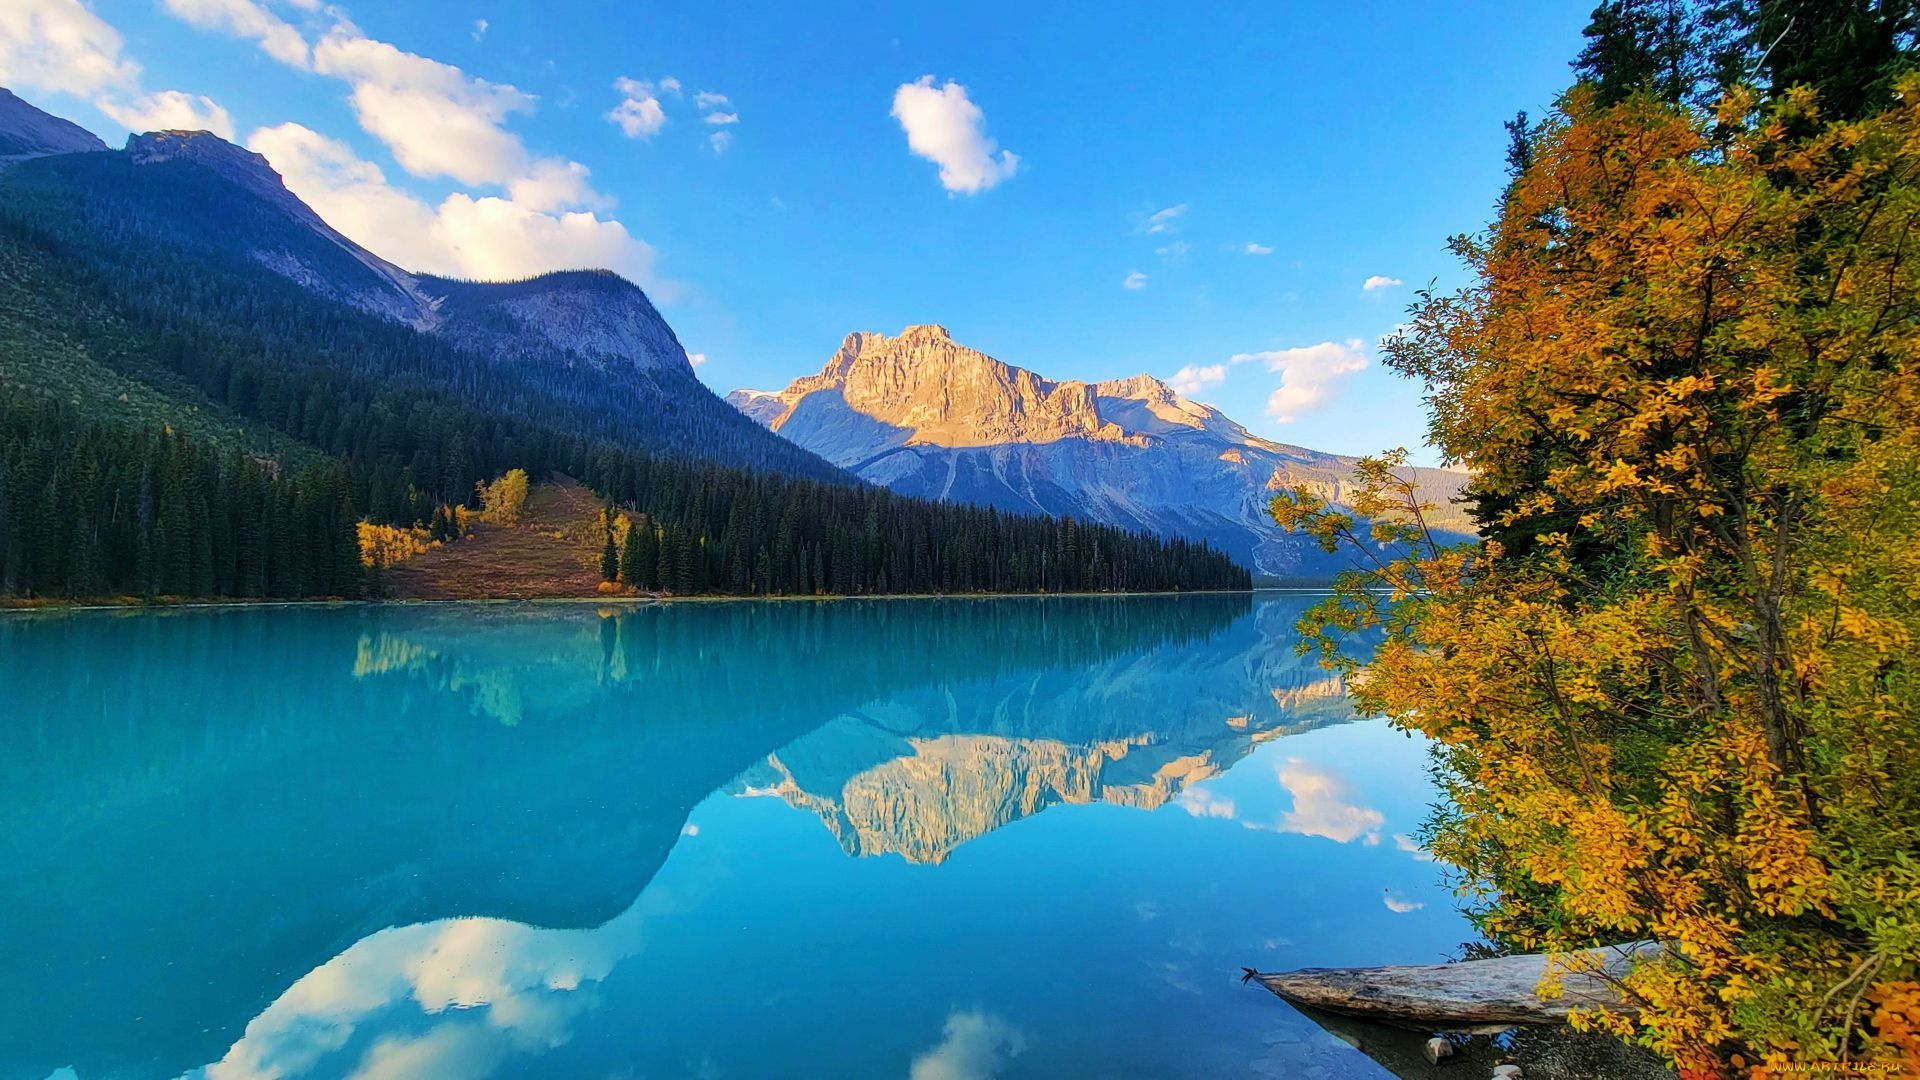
[356,521,434,568]
[1275,80,1920,1072]
[477,468,530,526]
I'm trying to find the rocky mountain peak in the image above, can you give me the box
[741,325,1136,449]
[896,323,952,343]
[126,130,295,206]
[0,87,109,164]
[729,326,1475,575]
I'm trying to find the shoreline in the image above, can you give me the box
[0,586,1313,614]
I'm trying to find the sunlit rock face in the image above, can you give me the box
[729,326,1470,577]
[730,598,1354,862]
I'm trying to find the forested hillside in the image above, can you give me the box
[0,104,1249,600]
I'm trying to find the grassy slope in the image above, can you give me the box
[383,480,613,600]
[0,237,323,469]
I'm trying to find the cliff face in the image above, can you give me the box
[730,326,1472,577]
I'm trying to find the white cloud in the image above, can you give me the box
[161,2,605,209]
[685,353,707,368]
[1140,204,1186,234]
[199,909,651,1080]
[1122,271,1147,290]
[1362,274,1402,292]
[1244,242,1273,255]
[694,90,736,126]
[249,123,657,285]
[97,89,233,138]
[1383,892,1426,914]
[471,18,487,42]
[162,0,309,68]
[708,129,732,153]
[891,75,1019,195]
[0,0,138,97]
[1155,240,1190,260]
[910,1011,1028,1080]
[1167,363,1225,397]
[1228,338,1369,423]
[608,75,674,139]
[314,30,538,186]
[1175,787,1236,819]
[1,0,238,145]
[1248,759,1384,844]
[1393,833,1437,861]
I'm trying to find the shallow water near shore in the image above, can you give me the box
[0,594,1465,1079]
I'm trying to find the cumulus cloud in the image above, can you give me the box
[1362,274,1402,292]
[1140,204,1186,234]
[249,123,657,285]
[909,1011,1028,1080]
[1229,339,1369,423]
[1383,892,1426,913]
[199,909,650,1080]
[709,129,732,153]
[1247,759,1384,844]
[608,75,676,139]
[162,0,310,68]
[1244,242,1273,255]
[161,0,606,209]
[1,0,239,144]
[684,354,707,369]
[1168,363,1225,397]
[97,88,233,138]
[0,0,138,97]
[312,29,540,186]
[891,75,1019,195]
[1176,786,1236,819]
[1122,271,1148,290]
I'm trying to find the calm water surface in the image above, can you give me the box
[0,595,1465,1080]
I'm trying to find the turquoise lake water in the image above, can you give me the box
[0,595,1467,1079]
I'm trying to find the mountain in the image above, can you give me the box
[729,594,1351,864]
[729,325,1471,577]
[0,88,1249,600]
[0,87,107,164]
[0,87,838,480]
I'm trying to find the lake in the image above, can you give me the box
[0,595,1466,1080]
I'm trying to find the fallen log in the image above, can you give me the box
[1250,941,1664,1029]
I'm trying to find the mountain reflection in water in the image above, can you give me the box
[0,595,1452,1080]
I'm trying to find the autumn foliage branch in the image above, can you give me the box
[1274,77,1920,1074]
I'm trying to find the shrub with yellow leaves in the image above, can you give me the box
[1277,78,1920,1073]
[356,521,434,568]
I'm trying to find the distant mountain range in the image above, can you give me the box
[730,325,1470,577]
[0,87,842,482]
[2,85,1458,586]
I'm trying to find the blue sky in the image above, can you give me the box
[3,1,1589,463]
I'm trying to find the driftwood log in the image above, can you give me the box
[1251,941,1664,1029]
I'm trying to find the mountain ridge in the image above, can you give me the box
[0,87,833,481]
[729,326,1469,577]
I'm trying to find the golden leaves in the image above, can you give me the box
[1276,72,1920,1074]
